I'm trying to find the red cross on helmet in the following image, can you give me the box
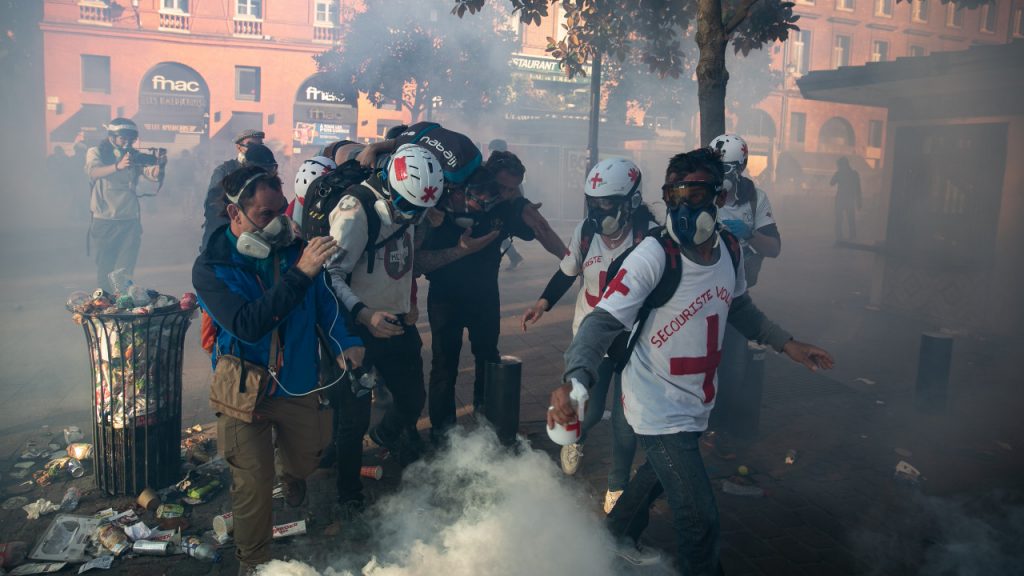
[709,133,748,171]
[386,143,445,209]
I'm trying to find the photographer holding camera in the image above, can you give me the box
[85,118,166,292]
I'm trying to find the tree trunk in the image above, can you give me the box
[696,0,729,146]
[587,51,603,173]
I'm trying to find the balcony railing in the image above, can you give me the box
[159,11,191,33]
[78,1,113,25]
[233,18,263,38]
[313,24,339,43]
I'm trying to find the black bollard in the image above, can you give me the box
[732,342,767,440]
[483,356,522,446]
[915,332,953,412]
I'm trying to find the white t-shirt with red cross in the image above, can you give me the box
[596,235,747,435]
[559,222,654,336]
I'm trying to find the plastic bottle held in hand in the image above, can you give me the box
[547,379,589,446]
[60,486,81,512]
[182,536,221,563]
[0,542,28,569]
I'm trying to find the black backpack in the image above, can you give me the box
[300,163,407,275]
[604,226,742,372]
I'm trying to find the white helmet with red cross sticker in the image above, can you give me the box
[385,143,444,214]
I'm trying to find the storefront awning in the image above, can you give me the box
[50,103,111,142]
[212,111,263,142]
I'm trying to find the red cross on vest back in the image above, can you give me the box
[669,314,721,404]
[603,268,630,299]
[590,172,603,189]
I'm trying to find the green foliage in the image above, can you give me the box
[317,0,517,121]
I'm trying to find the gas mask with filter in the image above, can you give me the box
[230,172,295,259]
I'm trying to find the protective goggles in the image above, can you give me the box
[390,192,424,218]
[661,181,718,210]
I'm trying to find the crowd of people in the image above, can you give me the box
[81,118,834,575]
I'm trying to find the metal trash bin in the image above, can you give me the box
[483,356,522,446]
[72,301,196,495]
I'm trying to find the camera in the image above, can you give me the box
[128,147,167,167]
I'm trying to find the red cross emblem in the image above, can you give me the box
[603,268,630,299]
[584,270,608,307]
[422,185,438,202]
[590,172,603,190]
[669,314,721,404]
[628,167,639,182]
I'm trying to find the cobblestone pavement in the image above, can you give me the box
[1,202,1022,575]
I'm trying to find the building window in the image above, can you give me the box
[161,0,189,11]
[875,0,892,17]
[979,2,997,33]
[946,3,963,28]
[869,120,884,148]
[81,54,110,94]
[871,40,889,62]
[1015,8,1024,36]
[235,66,261,101]
[788,30,812,75]
[236,0,262,19]
[836,0,854,11]
[315,0,336,25]
[833,35,851,68]
[912,0,929,23]
[790,112,807,144]
[909,45,926,57]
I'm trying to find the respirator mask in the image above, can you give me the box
[373,190,424,226]
[663,180,720,246]
[231,173,295,259]
[721,162,742,196]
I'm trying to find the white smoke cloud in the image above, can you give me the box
[258,428,674,576]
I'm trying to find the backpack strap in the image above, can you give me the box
[718,227,742,277]
[350,182,409,275]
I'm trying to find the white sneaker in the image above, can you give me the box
[560,443,583,476]
[613,540,664,566]
[603,489,623,515]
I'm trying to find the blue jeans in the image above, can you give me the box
[578,357,637,491]
[606,431,723,576]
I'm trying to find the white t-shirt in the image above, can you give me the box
[717,185,775,251]
[596,235,746,435]
[559,222,655,335]
[327,185,413,314]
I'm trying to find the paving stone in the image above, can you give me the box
[765,535,825,564]
[785,524,841,549]
[722,529,777,559]
[749,554,804,576]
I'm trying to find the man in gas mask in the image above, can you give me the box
[707,134,782,445]
[416,151,567,445]
[202,129,270,251]
[325,143,444,532]
[85,118,165,292]
[192,165,364,575]
[549,148,832,572]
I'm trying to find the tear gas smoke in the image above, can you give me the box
[257,428,675,576]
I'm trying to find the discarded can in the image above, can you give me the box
[66,443,93,461]
[137,488,160,511]
[212,513,233,539]
[65,459,84,479]
[784,449,798,465]
[360,465,383,480]
[132,540,172,556]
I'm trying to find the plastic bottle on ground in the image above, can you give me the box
[59,486,81,512]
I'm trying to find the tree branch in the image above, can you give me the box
[724,0,761,34]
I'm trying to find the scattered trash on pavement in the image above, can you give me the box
[784,449,798,465]
[76,555,113,574]
[9,563,67,575]
[894,447,913,458]
[854,377,876,385]
[360,466,384,480]
[22,500,59,521]
[136,488,160,512]
[272,520,307,539]
[894,460,923,485]
[29,515,100,563]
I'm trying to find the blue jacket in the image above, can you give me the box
[192,225,361,397]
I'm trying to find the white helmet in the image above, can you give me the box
[294,156,336,202]
[383,143,444,221]
[584,158,643,236]
[709,134,748,170]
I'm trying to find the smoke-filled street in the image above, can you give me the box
[2,1,1024,575]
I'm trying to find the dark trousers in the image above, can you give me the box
[90,218,142,292]
[333,322,424,503]
[427,284,500,435]
[578,357,637,491]
[607,431,723,576]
